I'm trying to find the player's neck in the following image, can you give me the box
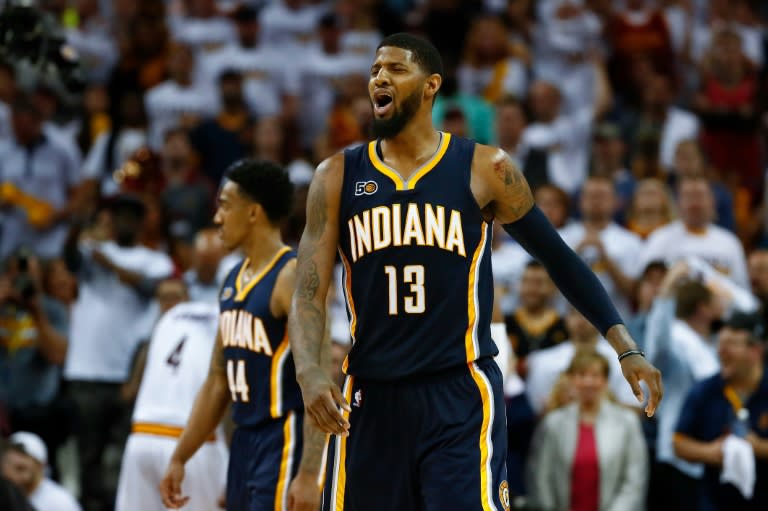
[379,118,441,167]
[241,229,286,269]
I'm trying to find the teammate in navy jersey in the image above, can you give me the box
[289,33,664,511]
[159,160,328,511]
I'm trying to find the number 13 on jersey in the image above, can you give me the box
[227,359,250,402]
[384,265,425,315]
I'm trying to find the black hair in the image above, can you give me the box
[377,33,443,77]
[525,259,544,270]
[218,68,243,84]
[725,312,766,344]
[224,159,294,223]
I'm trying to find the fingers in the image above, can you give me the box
[318,392,350,435]
[306,391,349,435]
[626,371,644,405]
[160,479,186,509]
[331,383,351,412]
[160,468,189,509]
[644,368,664,418]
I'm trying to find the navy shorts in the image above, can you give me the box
[323,358,509,511]
[227,410,303,511]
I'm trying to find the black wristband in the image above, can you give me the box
[618,349,645,362]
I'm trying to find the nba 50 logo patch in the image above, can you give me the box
[355,180,378,196]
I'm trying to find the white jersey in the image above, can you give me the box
[132,301,219,426]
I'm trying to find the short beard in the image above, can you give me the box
[371,89,422,139]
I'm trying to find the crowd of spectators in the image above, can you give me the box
[2,0,768,510]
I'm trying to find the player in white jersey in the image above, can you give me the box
[115,300,227,511]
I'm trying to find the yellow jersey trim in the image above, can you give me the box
[465,222,488,362]
[331,376,354,511]
[132,422,215,442]
[270,332,290,418]
[367,132,452,191]
[235,246,292,302]
[274,411,296,511]
[339,251,357,374]
[468,363,497,511]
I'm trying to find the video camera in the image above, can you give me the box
[0,0,86,97]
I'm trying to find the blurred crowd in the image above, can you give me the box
[2,0,768,510]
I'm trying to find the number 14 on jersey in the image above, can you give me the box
[227,359,250,402]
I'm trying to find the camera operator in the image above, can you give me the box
[0,250,74,479]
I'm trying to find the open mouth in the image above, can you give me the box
[373,90,394,117]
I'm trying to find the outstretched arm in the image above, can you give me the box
[288,154,350,435]
[471,146,663,416]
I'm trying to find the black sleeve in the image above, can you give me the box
[503,206,624,336]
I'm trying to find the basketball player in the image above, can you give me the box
[116,296,227,511]
[289,33,664,511]
[159,160,328,511]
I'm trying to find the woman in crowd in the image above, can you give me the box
[527,351,648,511]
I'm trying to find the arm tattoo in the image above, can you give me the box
[493,155,534,219]
[289,167,331,372]
[297,260,319,301]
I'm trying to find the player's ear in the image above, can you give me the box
[424,73,441,101]
[248,202,264,224]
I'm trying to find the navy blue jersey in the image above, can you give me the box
[219,247,302,427]
[337,132,497,380]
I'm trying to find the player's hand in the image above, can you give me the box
[298,365,350,435]
[160,459,190,509]
[620,354,663,418]
[287,470,322,511]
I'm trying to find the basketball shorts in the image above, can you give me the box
[323,357,509,511]
[116,427,227,511]
[227,410,303,511]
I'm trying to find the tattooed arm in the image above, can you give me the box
[288,326,334,511]
[288,154,350,435]
[471,146,663,417]
[160,331,230,508]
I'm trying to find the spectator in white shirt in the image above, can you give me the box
[2,432,81,511]
[532,0,603,115]
[62,194,174,511]
[526,308,639,415]
[0,96,81,260]
[258,0,327,54]
[195,5,300,121]
[560,176,645,318]
[297,12,370,150]
[644,265,723,510]
[168,0,236,54]
[519,58,613,194]
[183,228,227,304]
[65,0,118,84]
[639,175,749,288]
[144,42,214,149]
